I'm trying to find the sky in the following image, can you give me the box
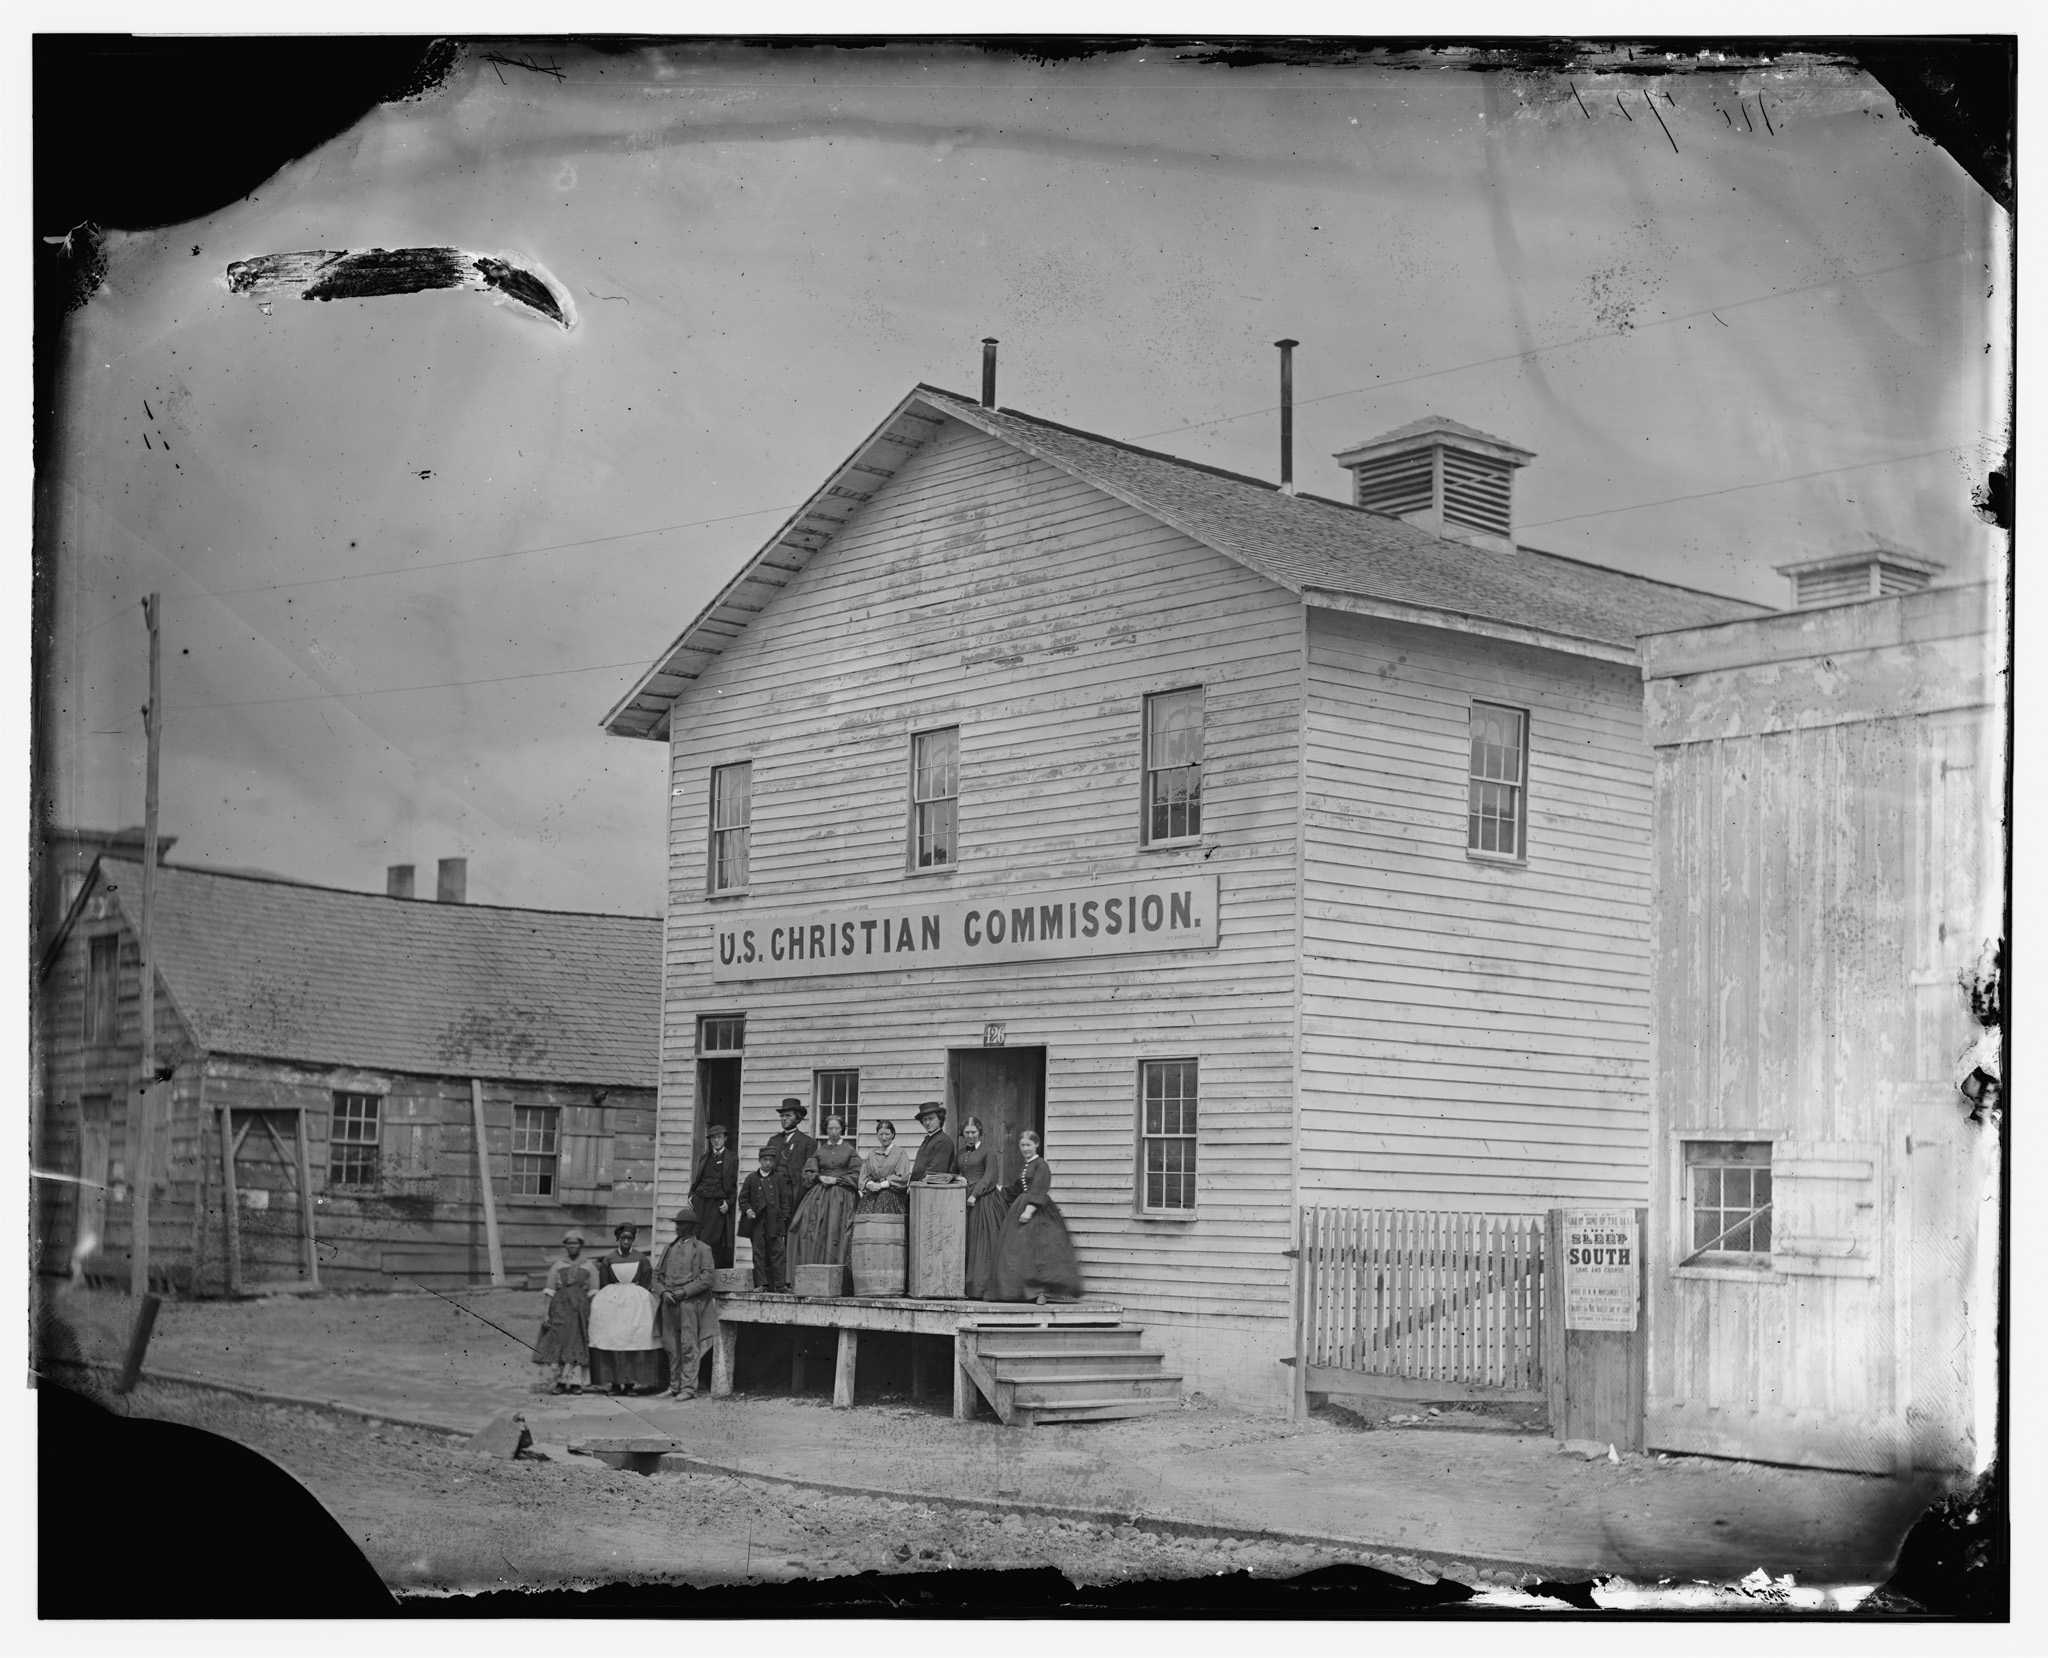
[38,40,2008,919]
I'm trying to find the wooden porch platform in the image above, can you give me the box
[709,1291,1126,1417]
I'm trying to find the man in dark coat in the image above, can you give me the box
[655,1204,718,1399]
[909,1101,957,1182]
[688,1123,740,1268]
[767,1099,817,1221]
[738,1146,789,1292]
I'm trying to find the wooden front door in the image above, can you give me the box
[74,1094,113,1264]
[946,1047,1046,1194]
[228,1109,314,1283]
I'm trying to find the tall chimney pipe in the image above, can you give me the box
[386,863,415,899]
[980,338,999,408]
[437,857,467,904]
[1274,339,1299,495]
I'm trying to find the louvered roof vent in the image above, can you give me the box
[1333,416,1534,554]
[1774,541,1946,610]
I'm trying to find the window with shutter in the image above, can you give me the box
[380,1103,439,1196]
[1772,1141,1882,1278]
[555,1102,614,1205]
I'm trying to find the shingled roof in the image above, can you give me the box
[604,383,1768,738]
[86,859,660,1086]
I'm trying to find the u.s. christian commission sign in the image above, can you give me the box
[709,875,1220,982]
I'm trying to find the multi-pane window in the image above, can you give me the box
[84,934,121,1045]
[1467,702,1527,859]
[708,762,752,892]
[328,1093,382,1188]
[510,1105,561,1197]
[1683,1141,1773,1259]
[814,1069,860,1137]
[1139,1059,1199,1212]
[697,1014,746,1056]
[911,726,959,869]
[1143,687,1204,843]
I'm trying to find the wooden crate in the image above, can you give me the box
[712,1267,751,1294]
[794,1262,845,1298]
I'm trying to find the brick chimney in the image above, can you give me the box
[1774,541,1945,610]
[1334,416,1534,554]
[436,858,467,904]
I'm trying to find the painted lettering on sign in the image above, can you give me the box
[1562,1208,1640,1332]
[710,875,1220,982]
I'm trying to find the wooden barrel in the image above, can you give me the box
[849,1212,906,1297]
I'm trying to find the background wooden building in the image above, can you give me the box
[36,857,660,1294]
[604,381,1763,1409]
[1640,577,2001,1473]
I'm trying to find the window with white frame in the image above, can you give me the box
[1467,702,1527,859]
[510,1105,561,1197]
[1139,1059,1199,1212]
[708,762,752,892]
[814,1069,860,1137]
[1143,687,1204,843]
[1682,1140,1773,1261]
[328,1092,381,1187]
[910,726,959,869]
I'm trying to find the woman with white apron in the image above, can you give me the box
[587,1221,666,1395]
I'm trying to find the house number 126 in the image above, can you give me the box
[983,1022,1007,1047]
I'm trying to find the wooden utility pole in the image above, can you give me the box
[471,1079,506,1285]
[131,593,161,1298]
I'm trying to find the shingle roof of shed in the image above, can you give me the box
[604,383,1767,737]
[92,858,660,1086]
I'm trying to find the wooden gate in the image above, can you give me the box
[1293,1207,1546,1404]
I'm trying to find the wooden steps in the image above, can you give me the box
[956,1320,1181,1427]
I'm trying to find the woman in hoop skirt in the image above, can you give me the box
[957,1115,1009,1300]
[787,1114,861,1272]
[992,1130,1082,1304]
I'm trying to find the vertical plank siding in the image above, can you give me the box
[1299,609,1658,1211]
[659,424,1306,1398]
[1642,589,2000,1472]
[1298,1205,1545,1391]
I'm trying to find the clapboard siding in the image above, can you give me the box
[1298,608,1656,1211]
[657,421,1303,1380]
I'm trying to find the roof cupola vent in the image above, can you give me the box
[1773,541,1945,610]
[1333,416,1534,554]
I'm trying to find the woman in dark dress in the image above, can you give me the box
[787,1115,860,1272]
[533,1229,599,1393]
[957,1116,1008,1300]
[992,1130,1083,1304]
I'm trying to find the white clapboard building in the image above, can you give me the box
[603,373,1763,1407]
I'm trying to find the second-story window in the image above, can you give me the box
[911,726,959,869]
[1143,687,1204,843]
[708,762,752,892]
[84,934,119,1046]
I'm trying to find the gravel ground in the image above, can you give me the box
[100,1382,1511,1606]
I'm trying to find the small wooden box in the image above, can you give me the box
[794,1263,845,1298]
[712,1267,751,1294]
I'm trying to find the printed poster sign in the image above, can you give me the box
[710,875,1219,982]
[1563,1208,1639,1332]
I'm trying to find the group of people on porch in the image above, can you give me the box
[533,1094,1082,1396]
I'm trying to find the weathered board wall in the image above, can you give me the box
[1642,584,1999,1473]
[34,887,207,1288]
[1300,609,1657,1209]
[659,419,1306,1404]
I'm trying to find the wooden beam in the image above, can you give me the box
[952,1332,974,1421]
[834,1329,859,1408]
[293,1109,318,1287]
[471,1079,505,1285]
[712,1323,739,1396]
[218,1105,241,1296]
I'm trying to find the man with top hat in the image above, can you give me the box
[908,1101,957,1183]
[655,1204,718,1399]
[767,1098,817,1222]
[689,1121,740,1269]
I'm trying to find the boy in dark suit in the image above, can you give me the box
[738,1146,788,1292]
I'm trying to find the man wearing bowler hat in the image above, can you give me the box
[767,1098,817,1222]
[909,1101,957,1183]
